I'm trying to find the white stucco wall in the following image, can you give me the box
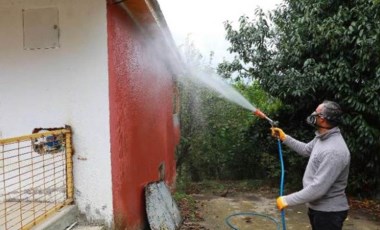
[0,0,113,226]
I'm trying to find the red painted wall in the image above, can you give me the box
[107,3,178,229]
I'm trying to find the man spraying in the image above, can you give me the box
[271,100,350,230]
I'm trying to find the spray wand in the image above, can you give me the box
[253,108,279,127]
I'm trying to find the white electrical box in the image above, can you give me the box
[23,7,60,50]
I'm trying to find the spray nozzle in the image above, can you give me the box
[253,109,279,127]
[270,120,279,127]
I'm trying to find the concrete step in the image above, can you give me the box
[31,205,78,230]
[30,205,105,230]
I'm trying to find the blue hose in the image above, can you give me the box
[278,139,286,230]
[225,212,280,230]
[225,138,286,230]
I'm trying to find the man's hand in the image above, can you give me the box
[276,196,288,210]
[271,127,286,141]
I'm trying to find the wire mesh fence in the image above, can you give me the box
[0,128,73,230]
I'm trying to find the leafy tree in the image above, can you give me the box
[218,1,380,196]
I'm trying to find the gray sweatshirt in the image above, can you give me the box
[282,127,350,211]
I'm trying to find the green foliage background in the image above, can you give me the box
[175,0,380,198]
[217,0,380,196]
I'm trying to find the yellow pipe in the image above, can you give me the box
[0,129,70,145]
[65,129,74,200]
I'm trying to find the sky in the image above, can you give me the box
[157,0,283,66]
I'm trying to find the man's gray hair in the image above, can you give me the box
[321,100,342,126]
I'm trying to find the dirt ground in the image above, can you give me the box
[178,182,380,230]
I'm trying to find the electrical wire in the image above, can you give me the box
[225,138,286,230]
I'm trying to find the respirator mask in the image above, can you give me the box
[306,111,340,129]
[306,111,320,127]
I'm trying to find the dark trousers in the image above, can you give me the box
[308,208,348,230]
